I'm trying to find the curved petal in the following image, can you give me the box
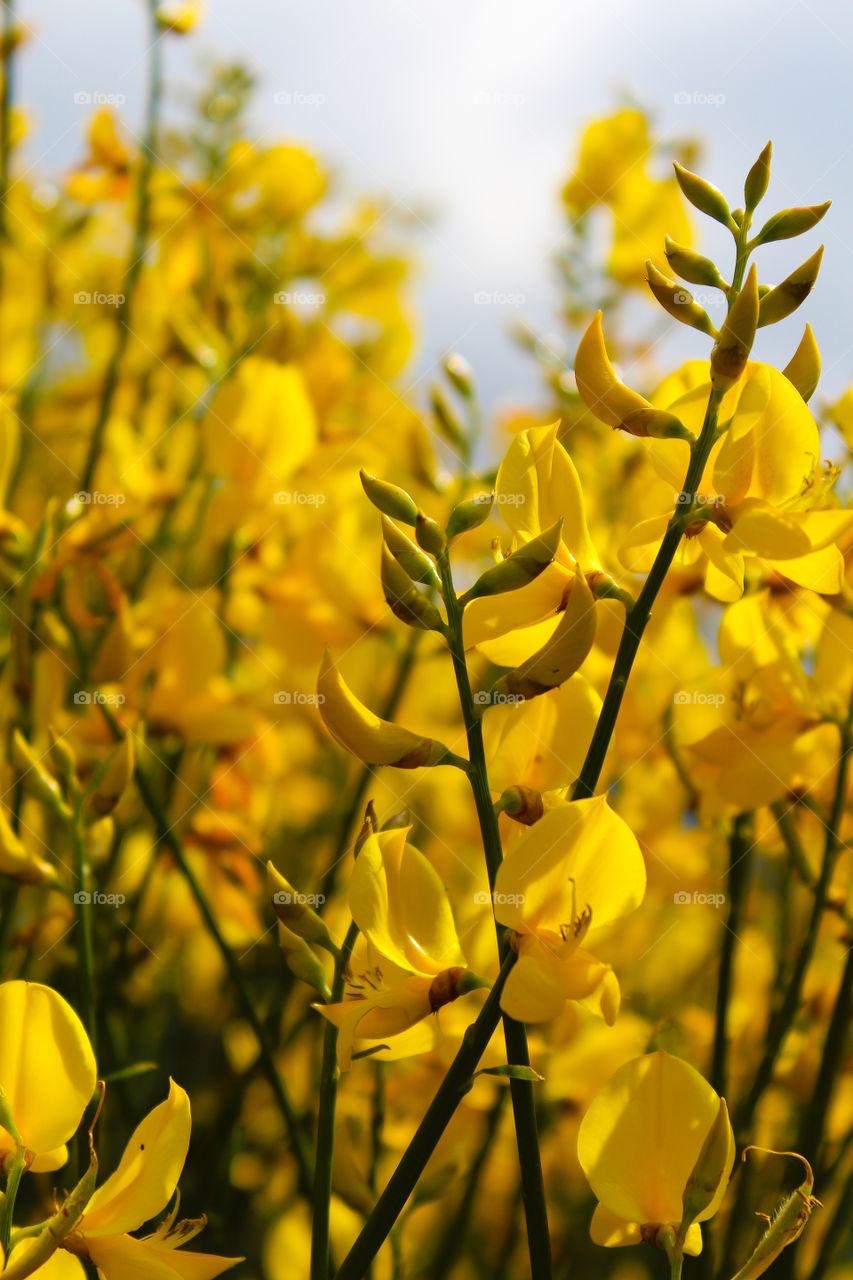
[499,953,566,1023]
[81,1081,191,1237]
[86,1233,241,1280]
[589,1203,643,1248]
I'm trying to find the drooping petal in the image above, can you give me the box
[85,1233,241,1280]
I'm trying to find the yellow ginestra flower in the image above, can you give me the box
[464,422,601,672]
[492,797,646,1023]
[0,981,97,1172]
[316,828,481,1067]
[620,360,853,599]
[483,675,602,796]
[577,1052,735,1255]
[61,1080,241,1279]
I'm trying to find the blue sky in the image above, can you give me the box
[15,0,853,422]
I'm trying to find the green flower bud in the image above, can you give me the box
[267,862,337,954]
[277,921,332,1001]
[711,264,759,388]
[430,385,466,451]
[757,246,823,327]
[415,511,447,558]
[12,729,71,820]
[442,353,475,398]
[360,470,419,525]
[664,236,727,290]
[381,515,440,585]
[673,163,734,229]
[380,544,444,630]
[752,201,830,246]
[446,492,494,539]
[645,261,717,336]
[744,141,772,212]
[460,519,563,604]
[681,1098,734,1229]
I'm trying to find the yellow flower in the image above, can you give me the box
[492,797,646,1023]
[0,981,96,1172]
[61,1080,241,1279]
[316,827,482,1066]
[578,1052,735,1254]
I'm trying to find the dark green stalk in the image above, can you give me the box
[334,951,517,1280]
[711,812,754,1096]
[312,919,359,1280]
[71,797,97,1055]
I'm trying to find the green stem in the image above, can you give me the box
[71,797,97,1056]
[334,951,517,1280]
[311,920,359,1280]
[0,1145,26,1257]
[77,0,162,495]
[571,383,724,801]
[438,552,552,1280]
[109,718,314,1199]
[736,698,853,1135]
[711,812,753,1096]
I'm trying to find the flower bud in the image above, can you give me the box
[381,515,439,585]
[380,545,444,630]
[446,493,493,539]
[0,809,54,885]
[673,163,734,228]
[267,862,336,953]
[461,519,562,604]
[360,470,419,525]
[430,385,466,451]
[664,236,727,290]
[757,246,823,327]
[276,922,332,1001]
[415,511,447,558]
[442,353,475,398]
[753,201,831,245]
[85,734,135,819]
[744,141,772,212]
[782,324,821,403]
[12,729,71,820]
[645,261,717,335]
[711,264,759,388]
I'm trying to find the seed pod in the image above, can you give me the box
[415,511,447,558]
[381,515,439,586]
[711,264,759,388]
[744,141,772,211]
[360,470,419,525]
[380,544,444,630]
[673,163,734,228]
[447,493,494,539]
[461,519,563,604]
[752,201,831,245]
[645,261,717,335]
[757,246,823,327]
[782,325,820,402]
[664,236,727,290]
[730,1149,821,1280]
